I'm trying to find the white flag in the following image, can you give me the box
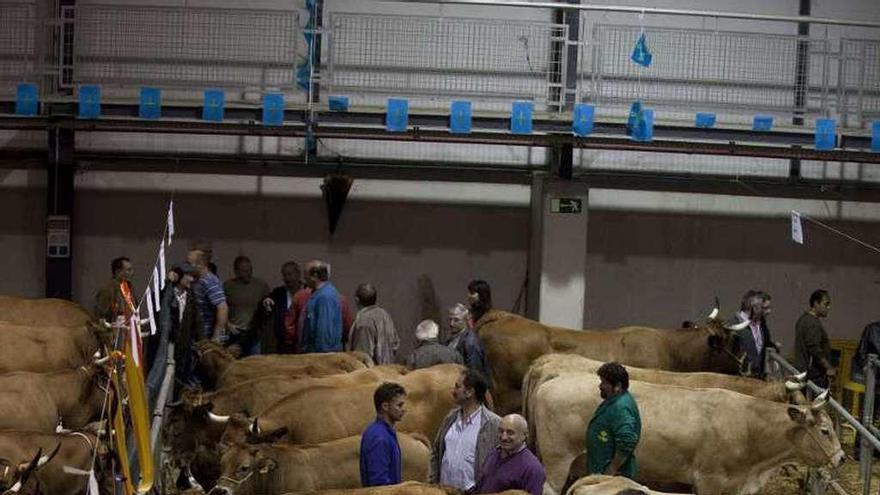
[129,318,141,368]
[159,242,166,290]
[167,200,175,246]
[791,210,804,245]
[152,266,161,313]
[145,289,157,335]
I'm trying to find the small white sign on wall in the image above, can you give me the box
[791,210,804,245]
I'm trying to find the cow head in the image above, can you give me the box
[0,444,60,495]
[218,415,287,450]
[195,341,235,389]
[786,391,846,468]
[690,303,748,375]
[208,444,278,495]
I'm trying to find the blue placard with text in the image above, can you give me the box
[203,89,225,122]
[15,84,38,116]
[78,85,101,119]
[139,87,161,120]
[753,115,774,132]
[814,118,837,151]
[262,93,285,126]
[450,100,472,134]
[511,101,534,135]
[329,96,349,112]
[695,112,716,128]
[572,103,594,137]
[386,98,409,132]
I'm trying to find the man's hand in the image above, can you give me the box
[227,323,242,336]
[262,297,275,312]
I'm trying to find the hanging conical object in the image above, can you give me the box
[322,174,353,235]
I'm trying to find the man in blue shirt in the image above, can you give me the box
[360,382,407,487]
[302,260,344,353]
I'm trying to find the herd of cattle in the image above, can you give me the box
[0,295,846,495]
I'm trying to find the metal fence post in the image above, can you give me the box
[861,354,877,495]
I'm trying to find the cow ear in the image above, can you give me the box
[787,405,808,424]
[257,458,277,475]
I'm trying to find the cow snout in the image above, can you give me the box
[207,486,232,495]
[831,449,846,468]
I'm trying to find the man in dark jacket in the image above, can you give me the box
[448,303,492,385]
[407,320,462,370]
[794,289,835,389]
[728,290,778,377]
[164,263,201,388]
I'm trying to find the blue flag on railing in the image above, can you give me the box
[572,103,594,137]
[872,121,880,152]
[626,100,643,137]
[753,115,774,132]
[386,98,409,132]
[630,33,653,67]
[632,108,654,142]
[814,118,837,151]
[78,85,101,119]
[450,100,472,134]
[262,93,285,126]
[203,89,225,122]
[695,112,716,129]
[511,101,534,135]
[139,87,161,120]
[15,84,38,116]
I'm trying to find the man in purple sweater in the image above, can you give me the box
[475,414,545,495]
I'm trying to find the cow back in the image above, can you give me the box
[0,323,97,373]
[0,296,91,327]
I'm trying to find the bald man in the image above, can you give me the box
[475,414,545,495]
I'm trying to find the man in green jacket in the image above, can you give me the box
[586,361,642,479]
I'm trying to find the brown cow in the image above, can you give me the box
[565,475,691,495]
[290,484,528,495]
[0,296,91,326]
[531,372,844,494]
[217,364,465,446]
[0,430,108,495]
[207,432,431,494]
[476,309,745,414]
[0,367,105,432]
[0,323,101,373]
[196,341,373,389]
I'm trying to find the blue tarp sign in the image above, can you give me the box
[872,121,880,152]
[15,84,38,116]
[632,108,654,142]
[511,101,534,135]
[814,118,837,151]
[695,112,716,128]
[262,93,285,126]
[386,98,409,132]
[78,85,101,119]
[329,96,349,112]
[572,103,595,137]
[450,100,472,134]
[139,87,161,120]
[630,33,653,67]
[203,89,225,122]
[753,115,774,132]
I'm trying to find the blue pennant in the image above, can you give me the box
[203,89,225,122]
[572,103,594,137]
[511,101,534,135]
[450,100,472,134]
[386,99,409,132]
[15,84,38,116]
[814,118,837,151]
[630,33,653,68]
[78,85,101,119]
[139,87,161,120]
[262,93,285,126]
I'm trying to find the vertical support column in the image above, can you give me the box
[46,125,75,299]
[550,0,580,112]
[526,174,589,329]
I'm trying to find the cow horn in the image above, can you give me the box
[811,389,830,409]
[207,412,230,424]
[37,444,61,468]
[93,355,110,365]
[785,380,807,391]
[792,371,808,382]
[185,466,204,492]
[250,418,262,436]
[707,297,720,320]
[723,320,751,332]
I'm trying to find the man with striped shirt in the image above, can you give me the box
[188,249,229,343]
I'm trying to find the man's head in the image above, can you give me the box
[740,290,772,322]
[448,303,470,335]
[111,257,133,281]
[809,289,831,318]
[597,361,629,400]
[414,320,439,342]
[173,263,199,290]
[467,280,492,310]
[187,249,210,276]
[373,382,407,425]
[304,260,330,289]
[498,414,528,456]
[233,256,253,283]
[453,368,489,407]
[355,283,377,308]
[280,261,301,291]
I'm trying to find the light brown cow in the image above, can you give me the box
[565,475,692,495]
[196,341,373,389]
[0,367,105,432]
[207,432,431,495]
[218,364,465,446]
[0,296,91,326]
[0,323,100,373]
[289,483,528,495]
[531,373,844,494]
[0,430,108,495]
[476,310,744,414]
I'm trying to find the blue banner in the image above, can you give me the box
[572,103,595,137]
[139,87,161,120]
[262,93,285,126]
[814,118,837,151]
[78,85,101,119]
[752,115,774,132]
[329,96,349,112]
[626,100,643,137]
[511,101,534,135]
[15,84,38,116]
[630,33,653,67]
[203,89,225,122]
[386,98,409,132]
[450,100,472,134]
[872,121,880,152]
[695,112,716,129]
[632,108,654,142]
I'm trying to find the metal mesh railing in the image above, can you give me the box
[582,23,830,121]
[326,13,568,109]
[839,39,880,128]
[73,5,299,89]
[0,2,37,84]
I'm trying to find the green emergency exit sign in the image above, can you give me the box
[550,198,583,214]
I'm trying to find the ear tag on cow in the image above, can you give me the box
[259,465,271,474]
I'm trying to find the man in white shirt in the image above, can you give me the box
[730,290,778,378]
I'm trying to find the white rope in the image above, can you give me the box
[800,212,880,255]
